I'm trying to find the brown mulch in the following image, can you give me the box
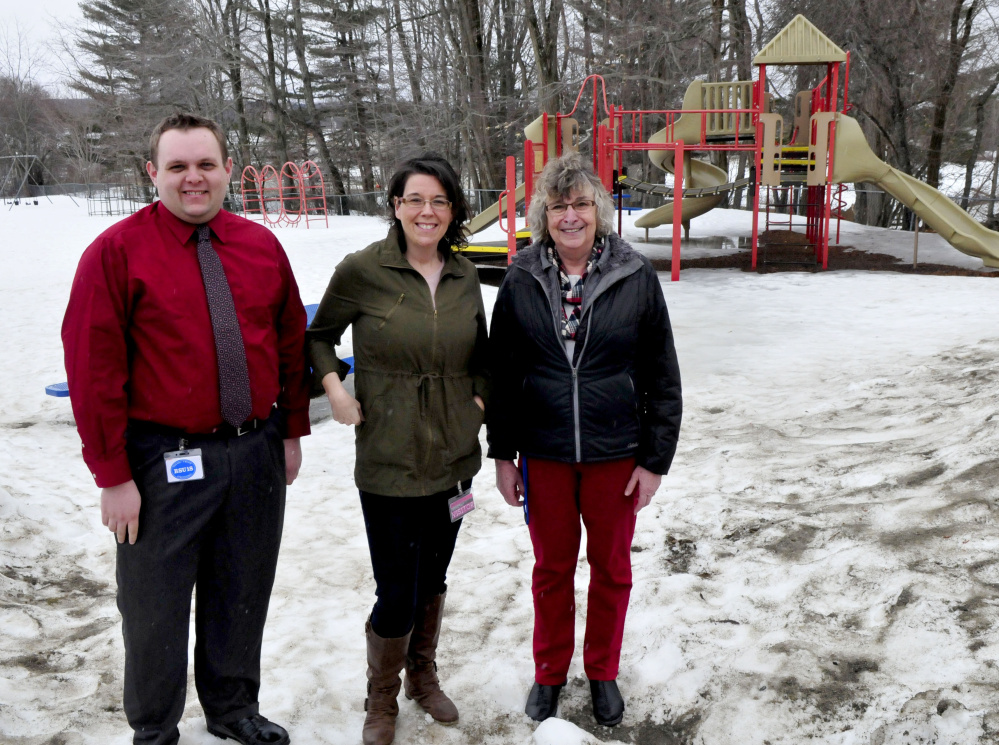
[648,230,998,277]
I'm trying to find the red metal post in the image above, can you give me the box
[822,115,837,269]
[671,141,684,282]
[541,112,549,169]
[524,140,535,217]
[592,76,599,171]
[843,52,852,112]
[507,156,518,264]
[751,66,766,270]
[597,124,613,193]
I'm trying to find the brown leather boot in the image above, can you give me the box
[363,618,411,745]
[403,593,459,724]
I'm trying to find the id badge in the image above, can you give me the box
[164,449,205,483]
[448,486,475,523]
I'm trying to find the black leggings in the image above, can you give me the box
[359,482,468,638]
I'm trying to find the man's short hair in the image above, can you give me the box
[149,112,229,167]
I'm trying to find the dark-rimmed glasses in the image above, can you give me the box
[396,196,452,212]
[546,199,595,215]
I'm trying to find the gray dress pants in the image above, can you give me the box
[117,415,286,745]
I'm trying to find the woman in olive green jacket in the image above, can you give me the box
[306,154,489,745]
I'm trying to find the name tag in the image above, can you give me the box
[164,449,205,483]
[448,487,475,522]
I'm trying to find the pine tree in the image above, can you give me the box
[71,0,213,177]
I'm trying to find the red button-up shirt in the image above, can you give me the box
[62,203,311,487]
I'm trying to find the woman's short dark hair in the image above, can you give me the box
[386,153,469,254]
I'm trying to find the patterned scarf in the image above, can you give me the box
[547,240,604,340]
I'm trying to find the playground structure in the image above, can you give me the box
[2,155,79,210]
[241,160,329,228]
[1,155,47,204]
[85,183,153,217]
[465,14,999,279]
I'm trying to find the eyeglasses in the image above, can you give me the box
[545,199,596,215]
[396,196,452,211]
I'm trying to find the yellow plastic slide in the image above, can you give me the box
[831,114,999,268]
[464,182,525,237]
[464,114,575,237]
[632,157,728,230]
[635,81,730,230]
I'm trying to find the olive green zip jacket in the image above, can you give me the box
[307,228,490,497]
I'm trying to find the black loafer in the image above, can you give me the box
[208,714,290,745]
[590,679,624,726]
[525,681,564,722]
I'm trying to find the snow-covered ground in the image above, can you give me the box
[2,197,998,745]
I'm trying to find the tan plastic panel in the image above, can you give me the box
[523,115,579,161]
[793,91,811,145]
[753,14,847,65]
[807,112,835,185]
[759,113,783,187]
[700,81,755,137]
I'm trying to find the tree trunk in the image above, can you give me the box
[289,0,349,213]
[925,0,981,189]
[960,73,999,211]
[988,148,998,227]
[524,0,563,115]
[256,0,291,167]
[728,0,752,82]
[391,0,422,106]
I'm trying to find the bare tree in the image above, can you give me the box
[524,0,563,114]
[924,0,983,189]
[289,0,349,205]
[960,68,999,210]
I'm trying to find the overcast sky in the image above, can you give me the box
[1,0,83,91]
[1,0,81,30]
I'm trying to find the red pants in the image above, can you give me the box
[524,456,637,684]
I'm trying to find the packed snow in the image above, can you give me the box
[1,196,998,745]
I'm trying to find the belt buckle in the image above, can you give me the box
[235,422,252,437]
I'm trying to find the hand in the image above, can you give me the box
[284,437,302,485]
[624,465,662,514]
[323,371,363,425]
[102,480,141,544]
[495,459,524,507]
[473,395,484,411]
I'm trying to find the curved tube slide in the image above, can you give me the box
[832,114,999,268]
[636,82,730,229]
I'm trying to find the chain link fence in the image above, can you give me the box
[28,179,999,234]
[16,183,509,221]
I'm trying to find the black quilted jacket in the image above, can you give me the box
[486,233,682,474]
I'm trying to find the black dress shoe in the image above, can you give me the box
[207,714,290,745]
[525,681,564,722]
[589,679,624,726]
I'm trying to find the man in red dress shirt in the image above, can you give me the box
[62,113,310,745]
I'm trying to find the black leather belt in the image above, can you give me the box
[207,418,267,438]
[128,416,269,440]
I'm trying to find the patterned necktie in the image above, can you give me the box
[196,224,253,427]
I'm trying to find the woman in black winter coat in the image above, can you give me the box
[487,151,682,728]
